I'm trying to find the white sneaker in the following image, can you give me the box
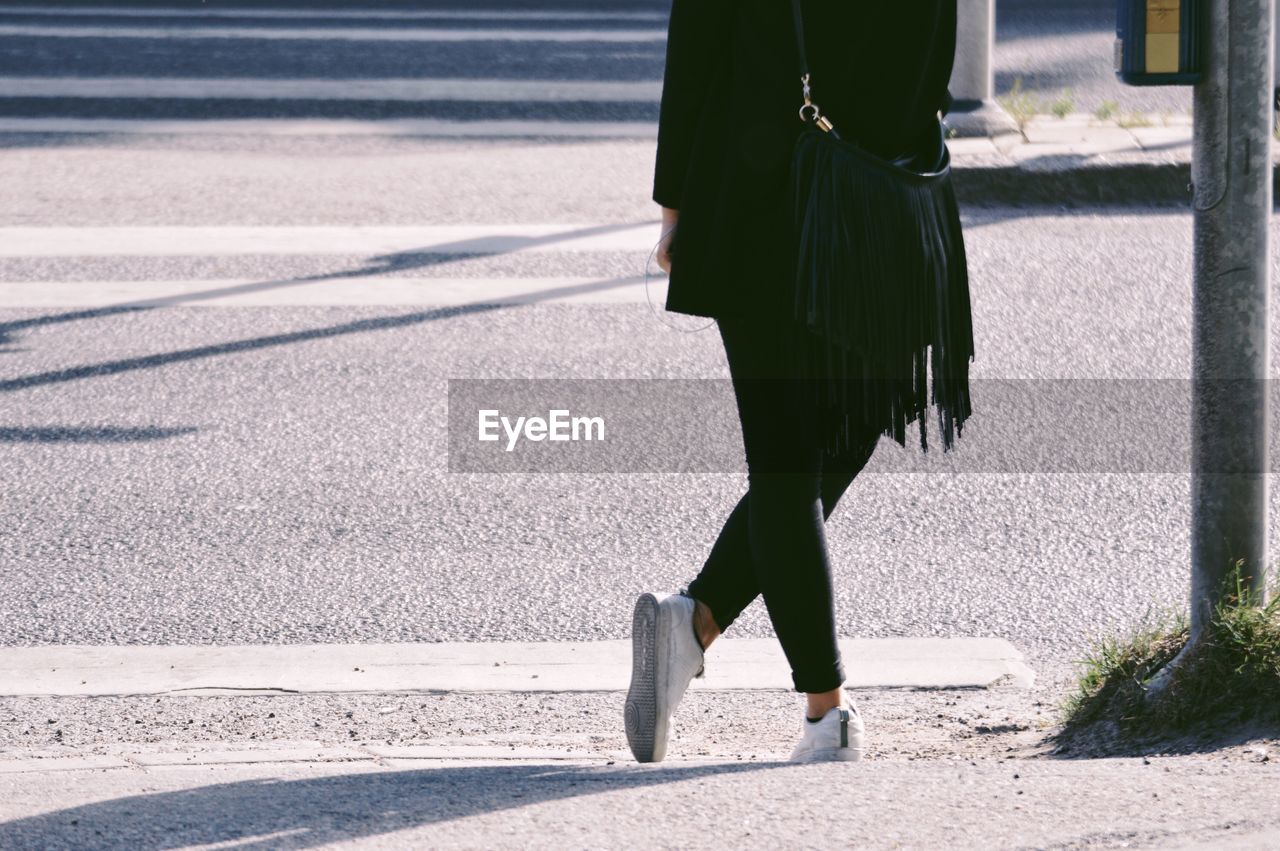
[624,591,706,763]
[789,702,866,762]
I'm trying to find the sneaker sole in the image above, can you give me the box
[791,744,866,763]
[624,592,666,763]
[791,730,867,763]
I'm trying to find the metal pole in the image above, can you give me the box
[946,0,1017,136]
[950,0,994,103]
[1152,0,1272,697]
[1189,0,1272,625]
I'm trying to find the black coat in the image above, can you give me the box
[653,0,958,319]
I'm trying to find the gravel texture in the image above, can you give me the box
[0,686,1057,764]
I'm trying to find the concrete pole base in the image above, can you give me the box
[943,99,1021,138]
[1140,636,1199,706]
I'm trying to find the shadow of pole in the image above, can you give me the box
[0,273,648,394]
[0,425,197,442]
[0,219,658,342]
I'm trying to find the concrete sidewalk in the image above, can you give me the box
[945,111,1209,205]
[0,663,1275,848]
[1,748,1277,849]
[0,638,1034,697]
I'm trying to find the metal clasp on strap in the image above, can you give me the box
[797,72,835,133]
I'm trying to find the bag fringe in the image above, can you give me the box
[789,126,975,455]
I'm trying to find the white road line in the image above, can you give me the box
[0,639,1034,696]
[1,77,662,102]
[0,24,668,42]
[0,277,666,307]
[0,5,670,23]
[0,224,660,257]
[0,117,658,138]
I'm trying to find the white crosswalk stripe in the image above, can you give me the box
[0,5,669,22]
[1,77,663,102]
[0,224,669,306]
[0,24,668,42]
[0,224,661,257]
[0,117,658,137]
[0,276,666,307]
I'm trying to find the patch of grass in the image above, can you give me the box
[1058,561,1280,745]
[1117,111,1153,128]
[1059,610,1189,731]
[1049,88,1074,119]
[997,77,1039,134]
[1094,99,1119,122]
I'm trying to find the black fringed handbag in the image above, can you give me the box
[787,0,974,453]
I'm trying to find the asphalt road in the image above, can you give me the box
[5,124,1280,687]
[0,0,1193,123]
[0,0,1269,684]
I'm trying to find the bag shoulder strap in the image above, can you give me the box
[789,0,809,79]
[789,0,837,134]
[793,1,954,125]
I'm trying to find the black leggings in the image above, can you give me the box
[686,313,882,694]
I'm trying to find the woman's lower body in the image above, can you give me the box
[625,311,882,763]
[688,312,882,693]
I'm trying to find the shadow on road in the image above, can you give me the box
[0,425,197,442]
[0,302,504,393]
[0,220,652,341]
[1048,717,1280,760]
[0,760,783,850]
[0,220,652,389]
